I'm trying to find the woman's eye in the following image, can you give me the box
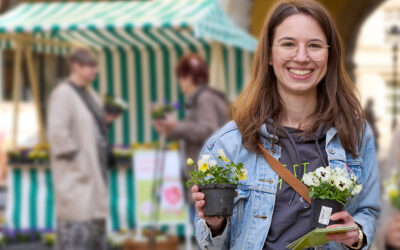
[309,43,323,48]
[281,42,296,47]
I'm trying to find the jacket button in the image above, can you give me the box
[254,215,268,220]
[329,148,335,154]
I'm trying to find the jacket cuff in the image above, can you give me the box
[196,217,230,249]
[351,216,372,250]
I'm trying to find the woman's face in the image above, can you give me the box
[270,14,328,97]
[178,76,196,95]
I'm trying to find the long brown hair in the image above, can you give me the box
[232,0,364,156]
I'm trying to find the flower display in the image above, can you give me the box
[302,166,362,205]
[186,149,247,187]
[383,170,400,210]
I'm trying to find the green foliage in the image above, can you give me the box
[186,151,247,187]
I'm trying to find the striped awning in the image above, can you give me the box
[0,0,257,52]
[0,0,256,144]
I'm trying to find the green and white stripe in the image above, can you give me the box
[6,167,133,232]
[6,167,55,231]
[6,166,188,236]
[0,0,256,145]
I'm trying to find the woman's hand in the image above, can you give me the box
[326,211,360,247]
[152,114,177,136]
[385,213,400,248]
[192,185,225,233]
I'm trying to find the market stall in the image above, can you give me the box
[0,0,257,240]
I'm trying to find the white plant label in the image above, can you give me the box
[318,206,332,225]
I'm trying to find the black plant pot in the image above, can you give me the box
[311,198,344,228]
[199,184,237,217]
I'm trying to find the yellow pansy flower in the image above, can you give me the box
[238,169,248,181]
[389,189,399,199]
[218,149,229,163]
[199,162,209,172]
[187,158,194,166]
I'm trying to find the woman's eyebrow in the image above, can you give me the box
[277,37,327,43]
[277,37,295,41]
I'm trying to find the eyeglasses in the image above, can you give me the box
[274,39,330,62]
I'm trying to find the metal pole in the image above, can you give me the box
[393,43,398,130]
[11,40,24,149]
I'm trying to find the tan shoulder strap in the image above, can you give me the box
[258,143,311,204]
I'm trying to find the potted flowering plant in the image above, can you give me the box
[186,149,247,217]
[383,170,400,210]
[112,147,133,167]
[151,102,179,120]
[302,166,362,228]
[105,95,128,115]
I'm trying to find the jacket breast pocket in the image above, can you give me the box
[231,189,250,242]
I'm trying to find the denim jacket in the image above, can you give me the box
[195,121,381,250]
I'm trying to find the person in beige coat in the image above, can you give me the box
[47,48,108,250]
[153,53,229,232]
[375,124,400,250]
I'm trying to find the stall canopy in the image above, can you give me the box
[0,0,257,145]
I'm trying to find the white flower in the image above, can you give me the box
[350,173,358,182]
[201,154,211,162]
[335,176,351,191]
[303,173,320,187]
[302,173,314,186]
[312,176,321,187]
[351,184,362,195]
[209,160,217,167]
[315,167,331,182]
[115,98,128,109]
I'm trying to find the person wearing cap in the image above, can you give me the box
[48,48,109,250]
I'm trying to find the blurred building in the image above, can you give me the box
[355,0,400,159]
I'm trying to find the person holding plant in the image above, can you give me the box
[191,1,380,249]
[153,53,230,227]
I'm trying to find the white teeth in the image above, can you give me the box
[289,69,312,76]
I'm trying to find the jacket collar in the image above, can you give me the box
[258,123,338,145]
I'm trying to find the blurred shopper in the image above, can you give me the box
[376,125,400,250]
[364,98,380,151]
[191,1,380,249]
[153,53,229,227]
[48,48,108,250]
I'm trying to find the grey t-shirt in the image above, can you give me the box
[263,123,328,250]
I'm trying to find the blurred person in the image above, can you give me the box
[191,1,380,249]
[153,53,230,228]
[47,48,109,250]
[364,98,380,151]
[375,124,400,250]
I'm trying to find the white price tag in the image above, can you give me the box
[318,206,333,225]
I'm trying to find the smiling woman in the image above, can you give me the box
[191,0,380,250]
